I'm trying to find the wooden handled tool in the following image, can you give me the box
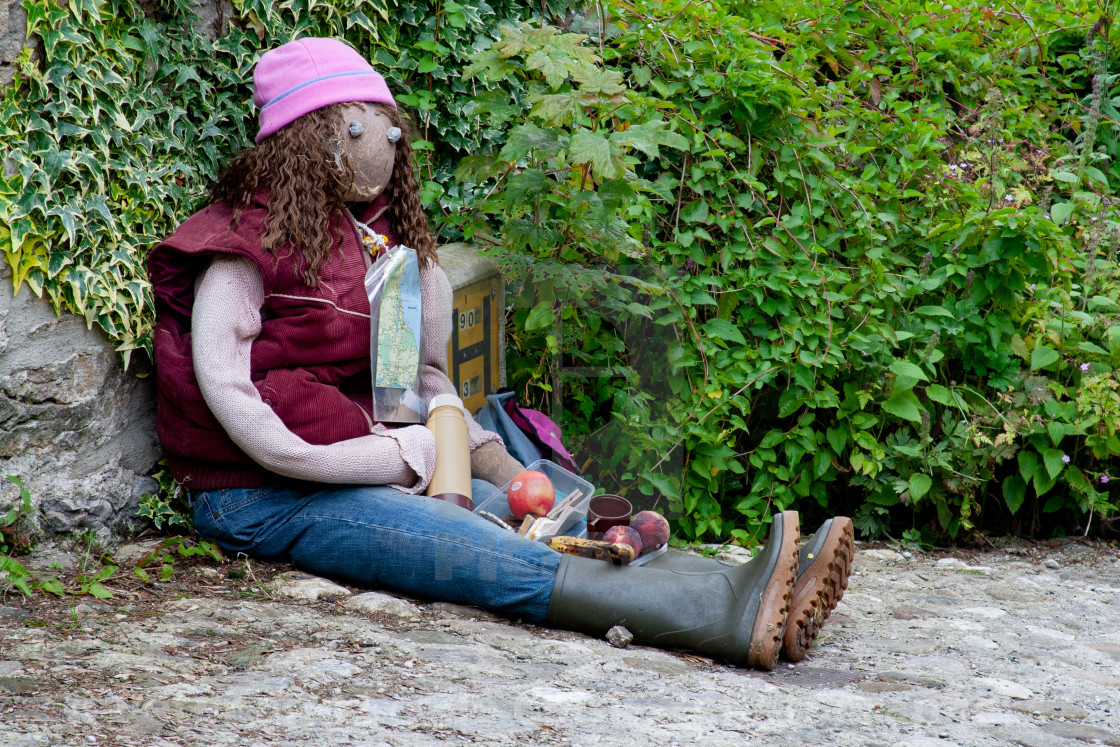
[547,536,636,565]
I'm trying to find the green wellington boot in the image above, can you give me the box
[545,511,800,670]
[641,516,855,662]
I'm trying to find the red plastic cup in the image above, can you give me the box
[586,494,632,539]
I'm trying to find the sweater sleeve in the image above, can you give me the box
[191,255,436,492]
[418,263,505,451]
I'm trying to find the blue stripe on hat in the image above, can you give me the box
[261,70,383,110]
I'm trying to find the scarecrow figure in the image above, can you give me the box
[149,37,852,669]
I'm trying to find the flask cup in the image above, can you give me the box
[426,393,473,510]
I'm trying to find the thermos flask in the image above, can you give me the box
[425,393,473,509]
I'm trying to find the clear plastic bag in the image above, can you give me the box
[365,245,426,423]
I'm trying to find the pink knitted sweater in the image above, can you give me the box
[192,255,502,494]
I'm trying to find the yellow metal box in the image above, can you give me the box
[438,244,505,414]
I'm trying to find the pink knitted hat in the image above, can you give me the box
[253,37,396,143]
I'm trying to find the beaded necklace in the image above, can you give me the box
[352,214,389,256]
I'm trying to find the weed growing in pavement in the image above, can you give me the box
[133,537,223,584]
[1,476,63,598]
[230,553,273,598]
[1,476,223,598]
[897,528,936,553]
[69,532,120,600]
[131,464,227,585]
[1,475,35,549]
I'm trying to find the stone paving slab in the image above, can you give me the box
[1,540,1118,746]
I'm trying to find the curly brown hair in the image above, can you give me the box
[211,102,437,287]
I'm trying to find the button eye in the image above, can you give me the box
[386,126,402,143]
[348,120,364,137]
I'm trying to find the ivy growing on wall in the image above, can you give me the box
[0,0,580,364]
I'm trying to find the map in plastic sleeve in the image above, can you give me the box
[365,245,426,424]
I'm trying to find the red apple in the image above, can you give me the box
[603,525,643,556]
[507,470,555,519]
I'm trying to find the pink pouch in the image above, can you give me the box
[501,395,580,473]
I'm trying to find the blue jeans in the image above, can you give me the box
[189,479,561,622]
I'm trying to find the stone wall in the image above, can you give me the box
[0,0,212,542]
[0,0,234,540]
[0,0,32,87]
[0,264,160,541]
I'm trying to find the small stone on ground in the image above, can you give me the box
[271,571,352,601]
[345,591,420,618]
[607,624,633,648]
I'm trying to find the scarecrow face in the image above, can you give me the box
[335,102,396,202]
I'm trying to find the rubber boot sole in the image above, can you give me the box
[746,510,801,671]
[781,516,854,662]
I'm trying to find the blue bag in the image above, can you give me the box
[474,391,542,467]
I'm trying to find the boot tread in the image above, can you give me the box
[745,511,800,671]
[781,517,854,662]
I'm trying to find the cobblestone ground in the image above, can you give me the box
[1,539,1118,746]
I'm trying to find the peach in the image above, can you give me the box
[631,510,670,554]
[603,525,643,556]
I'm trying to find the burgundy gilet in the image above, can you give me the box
[148,191,397,489]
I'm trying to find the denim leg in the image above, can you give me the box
[190,480,560,622]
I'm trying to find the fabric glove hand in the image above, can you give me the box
[470,441,524,488]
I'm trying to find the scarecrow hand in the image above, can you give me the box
[470,441,524,488]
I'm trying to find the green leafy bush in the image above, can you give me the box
[448,1,1120,542]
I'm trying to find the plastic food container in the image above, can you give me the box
[473,459,594,542]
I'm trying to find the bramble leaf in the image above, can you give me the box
[1030,345,1060,370]
[909,473,932,501]
[704,318,746,344]
[882,389,923,423]
[1003,475,1027,515]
